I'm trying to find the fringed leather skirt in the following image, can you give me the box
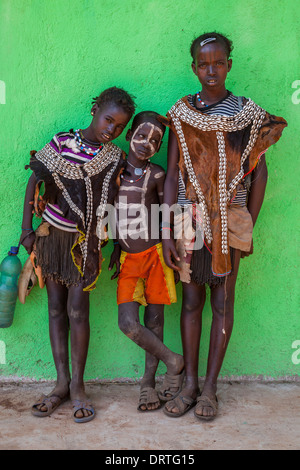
[35,222,82,287]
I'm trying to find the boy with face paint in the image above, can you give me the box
[109,111,184,412]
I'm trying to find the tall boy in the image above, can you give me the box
[109,111,184,411]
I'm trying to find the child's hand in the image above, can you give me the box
[20,231,36,255]
[108,244,121,280]
[162,238,180,272]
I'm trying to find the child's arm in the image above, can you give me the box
[242,154,268,258]
[108,241,121,280]
[20,173,37,254]
[162,130,180,271]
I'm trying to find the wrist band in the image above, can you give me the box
[22,227,33,231]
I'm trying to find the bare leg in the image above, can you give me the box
[67,283,91,419]
[35,279,70,412]
[195,249,241,419]
[142,304,164,389]
[164,282,206,414]
[118,302,183,375]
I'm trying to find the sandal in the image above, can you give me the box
[194,394,218,421]
[31,394,68,417]
[163,394,196,418]
[137,387,161,412]
[158,369,185,402]
[72,399,95,423]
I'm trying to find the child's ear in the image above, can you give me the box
[126,129,132,141]
[227,58,232,72]
[191,61,197,75]
[91,103,98,116]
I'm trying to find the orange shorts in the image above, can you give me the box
[117,243,177,306]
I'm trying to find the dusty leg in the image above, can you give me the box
[35,279,70,412]
[195,249,241,419]
[142,304,164,387]
[67,283,91,419]
[138,304,164,410]
[119,302,183,375]
[165,282,206,414]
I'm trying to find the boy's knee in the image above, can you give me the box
[210,295,233,318]
[182,297,204,315]
[144,313,163,331]
[118,315,139,338]
[68,306,88,321]
[48,304,65,319]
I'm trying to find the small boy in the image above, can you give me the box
[109,111,184,411]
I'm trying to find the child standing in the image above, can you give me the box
[162,33,287,420]
[109,111,184,412]
[20,87,135,423]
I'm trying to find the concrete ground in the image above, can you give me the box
[0,380,299,450]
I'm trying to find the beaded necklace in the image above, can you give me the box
[196,92,208,107]
[121,163,149,183]
[126,160,147,176]
[74,129,103,156]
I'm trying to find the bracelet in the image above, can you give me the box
[113,241,119,245]
[20,230,34,244]
[22,227,33,231]
[161,227,173,231]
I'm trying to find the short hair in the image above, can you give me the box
[190,32,234,62]
[92,86,136,118]
[131,111,166,135]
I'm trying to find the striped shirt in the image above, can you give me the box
[42,130,102,231]
[177,92,248,207]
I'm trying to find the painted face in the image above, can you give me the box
[130,122,163,160]
[192,42,232,91]
[90,103,131,144]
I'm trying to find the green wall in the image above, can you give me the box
[0,0,299,381]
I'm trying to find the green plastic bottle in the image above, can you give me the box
[0,247,22,328]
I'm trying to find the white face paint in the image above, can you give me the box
[130,122,163,159]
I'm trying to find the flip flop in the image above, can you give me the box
[163,394,196,418]
[31,394,68,417]
[137,387,161,412]
[158,369,185,402]
[72,399,95,423]
[194,394,218,421]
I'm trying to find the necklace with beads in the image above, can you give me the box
[121,163,149,183]
[196,92,208,107]
[126,160,147,176]
[74,129,103,156]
